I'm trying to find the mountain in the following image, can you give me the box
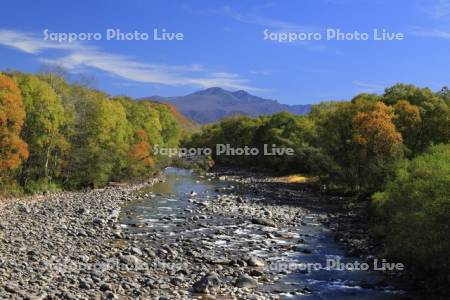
[143,87,311,124]
[162,102,199,131]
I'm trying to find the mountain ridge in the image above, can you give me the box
[141,87,311,124]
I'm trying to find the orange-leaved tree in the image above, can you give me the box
[352,102,403,190]
[0,74,29,172]
[127,130,154,177]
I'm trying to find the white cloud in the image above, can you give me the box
[0,29,76,53]
[0,29,263,92]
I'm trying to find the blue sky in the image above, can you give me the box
[0,0,449,105]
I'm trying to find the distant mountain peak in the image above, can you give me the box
[232,90,250,98]
[143,87,311,124]
[196,87,226,95]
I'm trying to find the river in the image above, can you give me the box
[120,167,410,299]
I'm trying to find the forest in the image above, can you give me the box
[185,83,450,283]
[0,72,185,194]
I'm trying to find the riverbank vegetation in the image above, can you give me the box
[373,144,450,284]
[185,83,450,286]
[0,71,186,195]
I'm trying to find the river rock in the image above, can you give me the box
[192,272,221,293]
[247,256,265,267]
[120,255,143,268]
[4,284,18,293]
[251,217,276,227]
[249,269,264,277]
[130,247,143,255]
[235,274,257,289]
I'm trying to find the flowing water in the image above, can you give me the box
[121,167,410,300]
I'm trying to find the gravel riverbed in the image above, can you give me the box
[0,171,406,300]
[0,180,160,300]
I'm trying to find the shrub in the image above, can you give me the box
[24,179,62,194]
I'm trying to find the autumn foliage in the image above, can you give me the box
[352,102,403,158]
[0,72,185,192]
[351,103,403,189]
[127,130,155,177]
[187,83,449,192]
[185,83,450,287]
[0,74,28,171]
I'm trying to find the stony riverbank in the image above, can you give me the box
[211,170,423,299]
[0,179,161,299]
[0,173,322,299]
[213,170,378,261]
[0,170,412,300]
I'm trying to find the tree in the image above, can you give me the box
[156,103,182,148]
[393,100,421,155]
[415,96,450,152]
[311,99,403,190]
[0,74,28,172]
[65,90,130,187]
[437,86,450,102]
[127,130,154,177]
[383,84,450,154]
[352,102,403,190]
[372,144,450,279]
[253,112,316,172]
[14,74,68,185]
[383,83,434,106]
[114,97,164,148]
[313,101,361,186]
[1,72,186,192]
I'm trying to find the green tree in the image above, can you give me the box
[253,112,316,172]
[14,74,68,187]
[156,103,182,148]
[392,100,421,156]
[65,90,130,187]
[383,84,450,153]
[383,83,434,106]
[115,97,164,148]
[372,144,450,279]
[313,101,360,186]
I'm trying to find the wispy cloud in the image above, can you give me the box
[411,28,450,39]
[218,6,316,32]
[421,0,450,18]
[0,29,263,91]
[183,5,332,53]
[0,29,75,53]
[249,69,274,76]
[352,81,385,93]
[184,5,317,32]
